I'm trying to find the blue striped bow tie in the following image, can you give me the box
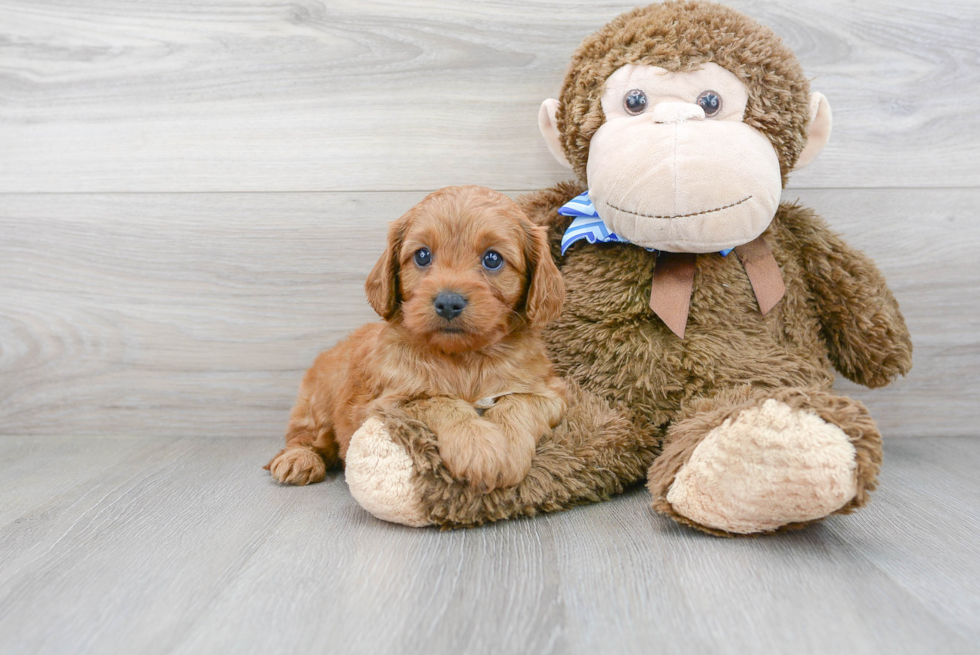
[559,191,733,257]
[557,190,777,339]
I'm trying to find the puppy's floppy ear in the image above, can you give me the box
[522,221,565,328]
[365,213,409,319]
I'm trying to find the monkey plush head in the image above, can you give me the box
[538,0,832,253]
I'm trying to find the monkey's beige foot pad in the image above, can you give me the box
[345,418,433,528]
[665,399,858,534]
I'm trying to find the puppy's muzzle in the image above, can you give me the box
[433,291,467,321]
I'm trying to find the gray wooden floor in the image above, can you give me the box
[0,436,977,655]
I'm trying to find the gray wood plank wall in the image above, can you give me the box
[1,0,978,438]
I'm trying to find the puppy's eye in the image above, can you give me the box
[624,89,648,115]
[482,250,503,271]
[414,248,431,267]
[696,90,722,117]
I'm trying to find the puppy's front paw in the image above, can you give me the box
[266,447,327,486]
[438,419,533,492]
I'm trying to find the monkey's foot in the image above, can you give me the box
[649,388,882,536]
[345,418,432,528]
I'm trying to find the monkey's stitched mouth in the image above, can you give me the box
[605,195,752,220]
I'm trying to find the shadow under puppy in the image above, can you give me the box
[266,185,567,491]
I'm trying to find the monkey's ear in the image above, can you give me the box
[365,216,408,320]
[524,223,565,328]
[538,99,574,170]
[794,92,832,170]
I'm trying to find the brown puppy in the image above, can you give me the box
[266,185,567,492]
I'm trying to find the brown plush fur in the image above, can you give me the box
[378,380,655,528]
[266,185,567,492]
[532,190,908,533]
[532,190,911,430]
[336,2,913,534]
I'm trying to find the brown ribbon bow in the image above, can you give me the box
[648,235,785,338]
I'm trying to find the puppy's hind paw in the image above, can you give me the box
[345,418,432,527]
[267,447,327,486]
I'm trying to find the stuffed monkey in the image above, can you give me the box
[320,1,913,536]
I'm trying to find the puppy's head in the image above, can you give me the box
[365,185,564,354]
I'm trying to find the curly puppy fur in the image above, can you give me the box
[266,185,567,492]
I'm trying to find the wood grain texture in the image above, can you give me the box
[0,0,978,192]
[0,435,977,654]
[2,189,977,438]
[1,2,976,650]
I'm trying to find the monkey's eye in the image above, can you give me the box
[482,250,503,271]
[696,90,722,117]
[414,248,432,267]
[623,89,648,115]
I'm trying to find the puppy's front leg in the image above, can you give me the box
[481,389,568,485]
[404,396,517,492]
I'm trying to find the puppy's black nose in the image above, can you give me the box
[434,292,467,320]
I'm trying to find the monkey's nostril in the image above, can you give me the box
[433,292,468,320]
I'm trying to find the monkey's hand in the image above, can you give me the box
[783,205,913,388]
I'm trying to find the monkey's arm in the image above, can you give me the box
[780,204,912,388]
[518,181,586,265]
